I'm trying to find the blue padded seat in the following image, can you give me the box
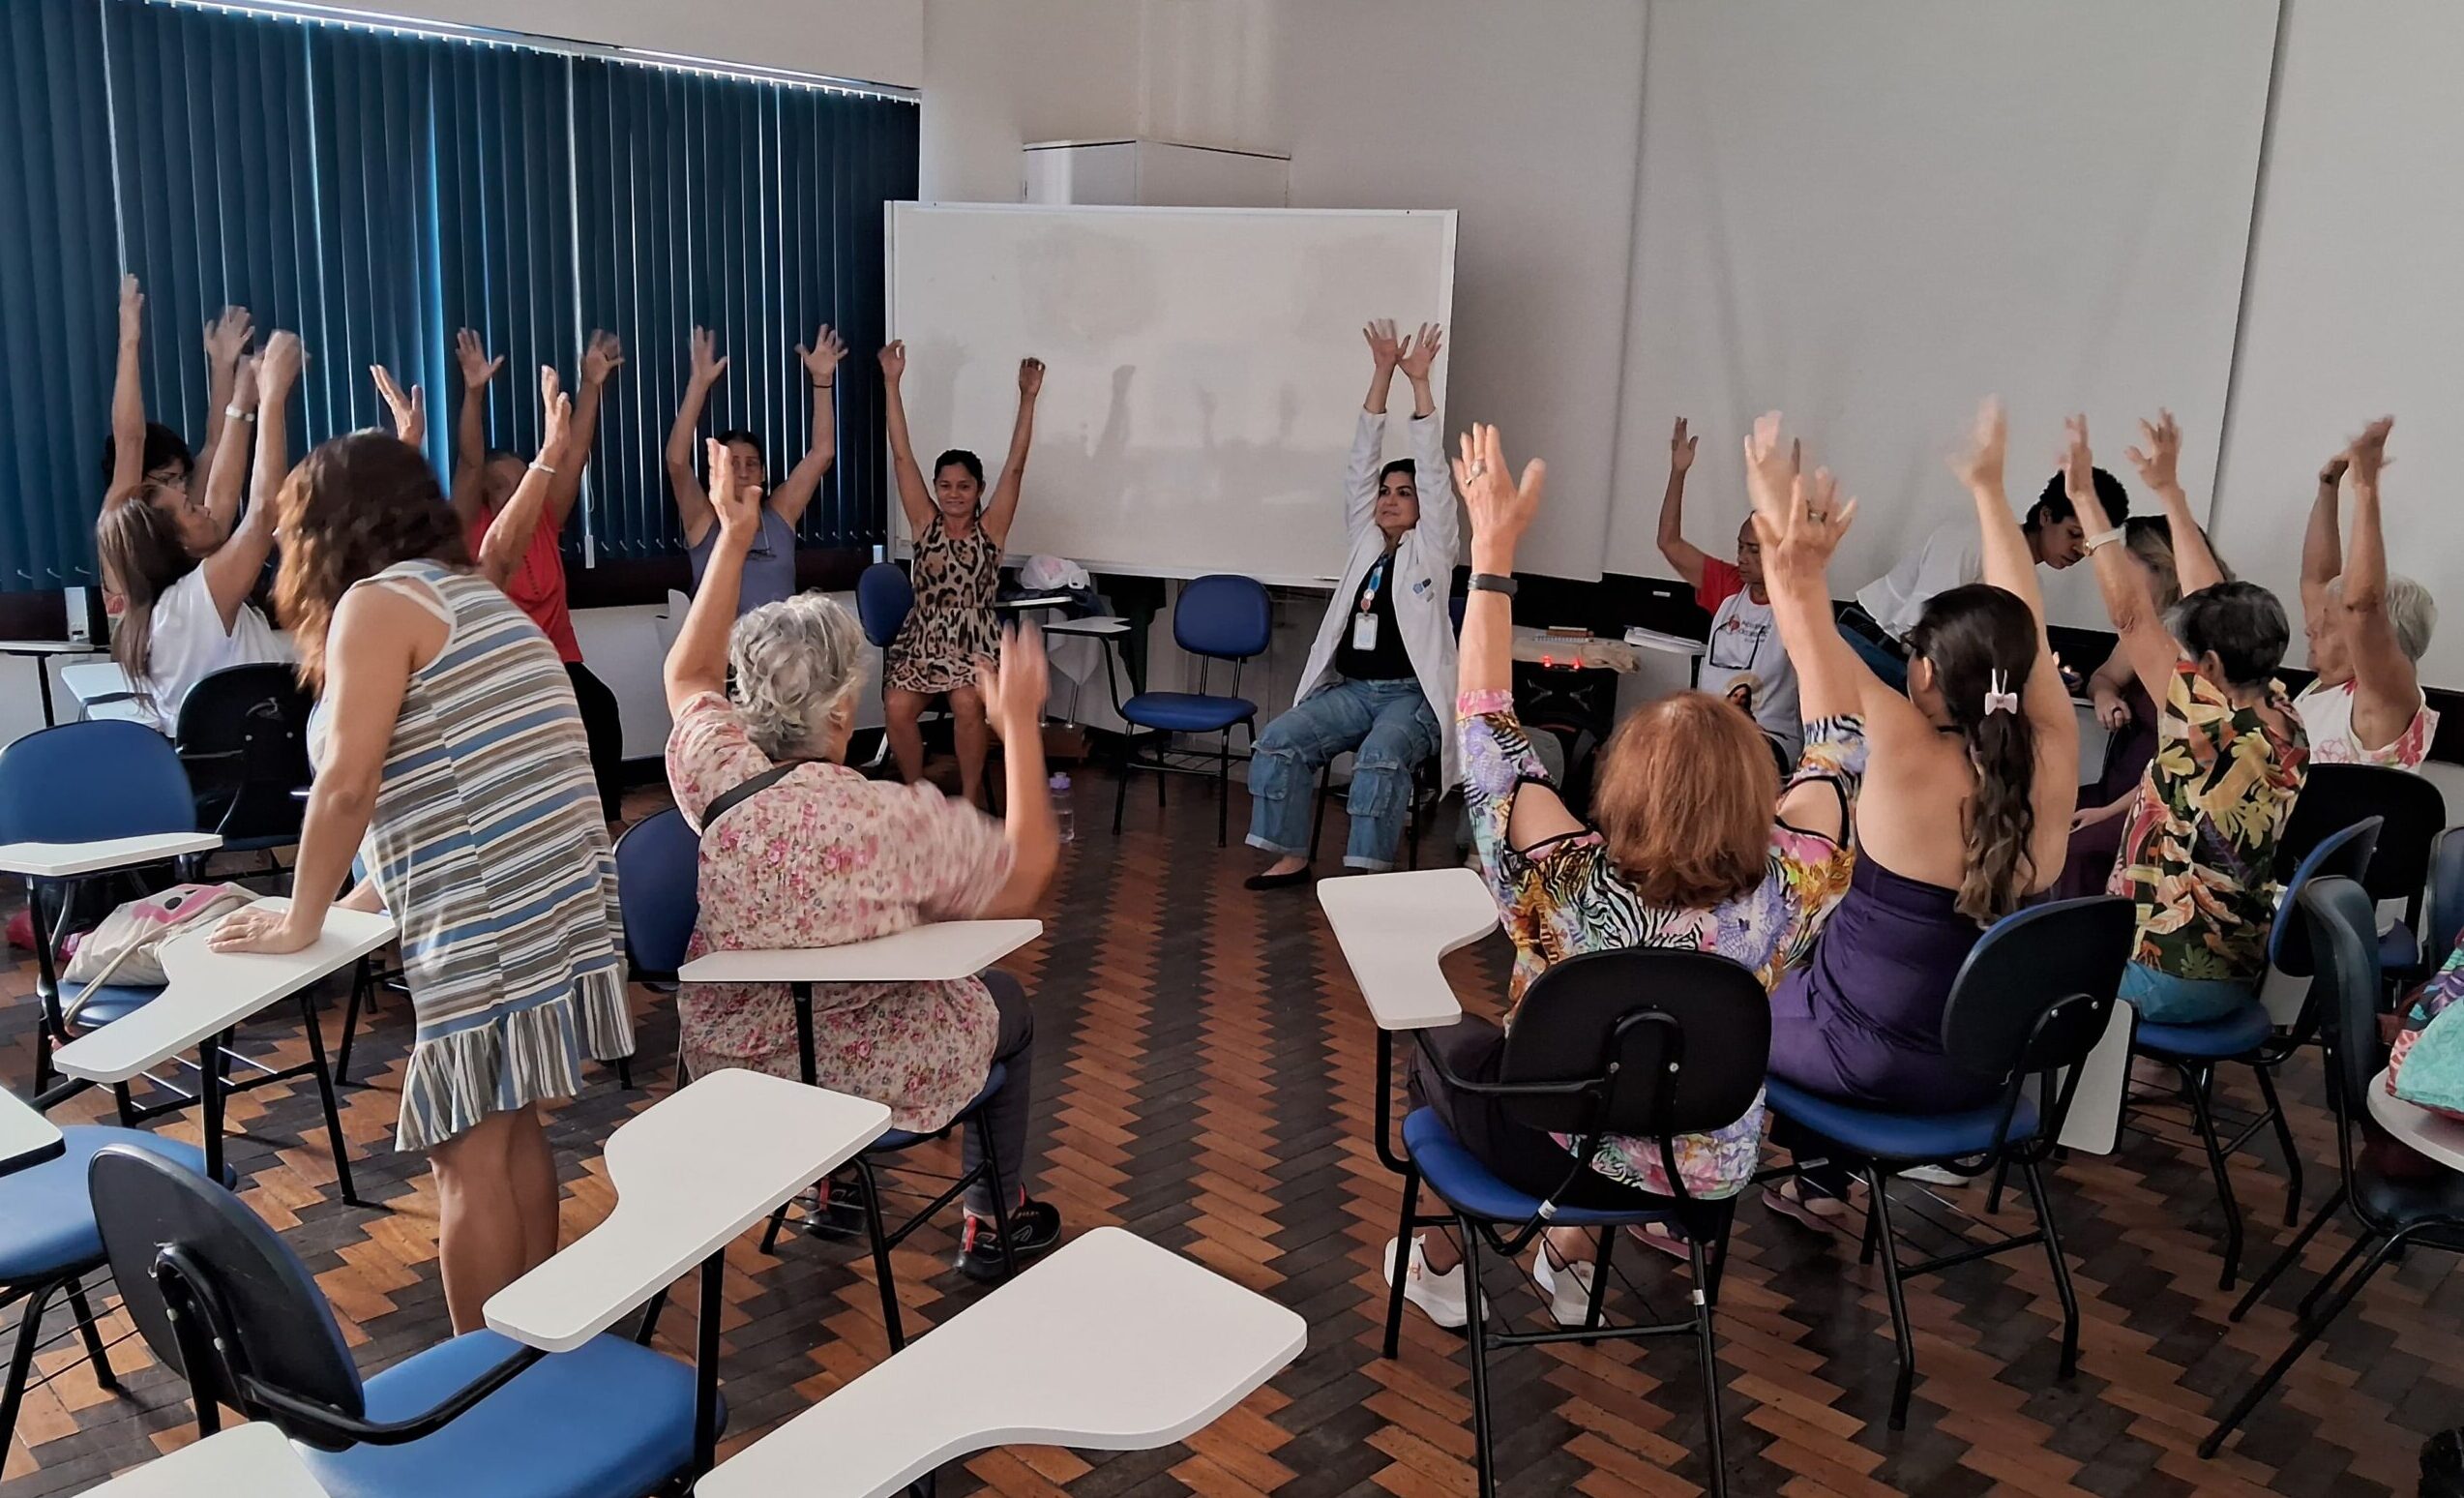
[1401,1108,1680,1228]
[1763,1079,2039,1162]
[872,1063,1006,1153]
[2379,921,2420,974]
[1119,692,1259,734]
[0,1127,220,1280]
[2133,1002,2275,1063]
[302,1330,706,1498]
[60,979,164,1029]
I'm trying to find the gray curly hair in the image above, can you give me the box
[2328,573,2439,664]
[728,593,869,761]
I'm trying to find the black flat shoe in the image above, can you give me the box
[1243,867,1314,890]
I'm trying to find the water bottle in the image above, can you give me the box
[1050,772,1076,843]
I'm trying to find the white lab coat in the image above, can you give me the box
[1291,409,1463,788]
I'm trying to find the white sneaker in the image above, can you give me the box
[1530,1250,1597,1328]
[1896,1164,1966,1186]
[1384,1234,1474,1329]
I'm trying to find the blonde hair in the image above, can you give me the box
[1591,692,1778,909]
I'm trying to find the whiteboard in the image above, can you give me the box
[886,202,1456,584]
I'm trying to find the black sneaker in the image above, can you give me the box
[797,1174,872,1241]
[958,1199,1062,1282]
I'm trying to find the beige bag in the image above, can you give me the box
[61,883,257,1009]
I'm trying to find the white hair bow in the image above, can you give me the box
[1982,670,2020,718]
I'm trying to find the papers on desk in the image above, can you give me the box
[1622,625,1706,656]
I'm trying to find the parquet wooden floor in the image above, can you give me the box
[3,768,2458,1496]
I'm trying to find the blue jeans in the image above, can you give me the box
[1247,678,1440,870]
[2120,961,2258,1025]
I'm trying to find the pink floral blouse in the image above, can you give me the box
[665,692,1015,1132]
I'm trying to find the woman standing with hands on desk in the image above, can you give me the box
[878,341,1043,806]
[210,364,628,1335]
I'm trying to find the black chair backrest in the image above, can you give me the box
[2298,875,2390,1118]
[90,1145,365,1429]
[173,663,313,842]
[2271,817,2382,982]
[2430,825,2464,962]
[1496,947,1770,1143]
[2278,764,2445,913]
[1940,896,2133,1141]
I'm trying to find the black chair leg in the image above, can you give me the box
[2178,1063,2244,1289]
[2019,1155,2080,1381]
[975,1112,1021,1282]
[298,993,362,1208]
[1308,762,1331,866]
[852,1158,906,1352]
[1381,1168,1421,1360]
[1862,1165,1918,1431]
[2232,1183,2347,1323]
[1216,733,1230,849]
[2201,1230,2410,1457]
[1582,1224,1614,1334]
[60,1276,120,1393]
[0,1278,61,1452]
[615,1056,635,1090]
[1985,1156,2011,1215]
[1686,1232,1730,1498]
[1112,737,1132,836]
[2294,1227,2379,1325]
[759,1200,792,1256]
[1457,1219,1499,1498]
[335,964,369,1087]
[2249,1063,2301,1227]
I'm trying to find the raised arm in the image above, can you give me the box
[1396,325,1455,561]
[475,367,573,587]
[2123,410,2224,596]
[1655,416,1710,589]
[1345,322,1402,540]
[975,624,1061,919]
[198,339,289,631]
[450,328,504,524]
[370,364,427,452]
[666,326,725,547]
[769,325,844,531]
[665,435,761,710]
[194,356,257,553]
[1454,422,1585,850]
[2301,450,2347,630]
[878,340,934,537]
[979,355,1042,549]
[2071,414,2176,704]
[191,306,252,508]
[104,275,149,513]
[548,330,622,530]
[2337,417,2420,743]
[1743,438,1863,843]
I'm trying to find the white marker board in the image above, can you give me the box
[886,202,1456,584]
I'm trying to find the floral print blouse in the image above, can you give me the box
[1460,690,1865,1199]
[664,691,1015,1132]
[2108,663,2309,984]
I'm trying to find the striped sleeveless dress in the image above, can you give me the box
[320,559,630,1151]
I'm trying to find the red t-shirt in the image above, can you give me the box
[1696,556,1745,614]
[466,504,581,663]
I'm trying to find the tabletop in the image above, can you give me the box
[697,1226,1306,1498]
[0,640,104,656]
[485,1069,891,1352]
[78,1423,328,1497]
[1,1085,64,1180]
[1318,868,1498,1032]
[2367,1065,2464,1172]
[1042,614,1132,637]
[677,919,1043,986]
[1511,624,1644,674]
[0,832,223,879]
[51,900,396,1084]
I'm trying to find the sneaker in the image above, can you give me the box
[1763,1178,1861,1237]
[796,1177,871,1241]
[959,1198,1062,1282]
[1384,1234,1477,1330]
[1530,1249,1597,1328]
[1896,1164,1967,1187]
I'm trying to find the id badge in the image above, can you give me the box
[1351,613,1380,652]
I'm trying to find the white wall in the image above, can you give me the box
[917,0,1144,200]
[2211,0,2464,685]
[371,0,924,87]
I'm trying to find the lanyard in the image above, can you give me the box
[1357,554,1388,615]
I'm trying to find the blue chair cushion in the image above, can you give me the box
[2134,1002,2275,1062]
[302,1330,705,1498]
[0,1126,222,1281]
[1763,1080,2038,1163]
[2380,920,2421,974]
[1400,1108,1677,1227]
[62,980,165,1029]
[872,1063,1006,1153]
[1119,692,1258,734]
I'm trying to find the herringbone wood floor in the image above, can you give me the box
[3,767,2458,1496]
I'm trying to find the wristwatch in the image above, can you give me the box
[1468,573,1518,597]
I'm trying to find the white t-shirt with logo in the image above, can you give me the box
[137,569,286,733]
[1704,587,1801,757]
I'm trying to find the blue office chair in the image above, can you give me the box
[1764,896,2131,1432]
[172,663,312,871]
[0,720,197,1094]
[1110,574,1272,847]
[90,1144,707,1495]
[2423,825,2464,973]
[2132,816,2382,1290]
[1384,947,1771,1498]
[2276,764,2446,979]
[2204,876,2464,1456]
[0,1118,229,1456]
[613,812,1019,1349]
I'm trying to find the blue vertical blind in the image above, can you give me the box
[0,0,917,589]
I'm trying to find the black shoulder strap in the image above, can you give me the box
[700,762,802,833]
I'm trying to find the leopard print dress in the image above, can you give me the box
[885,522,1001,694]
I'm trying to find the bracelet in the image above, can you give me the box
[529,461,556,476]
[2083,524,2125,554]
[224,404,255,422]
[1468,572,1519,598]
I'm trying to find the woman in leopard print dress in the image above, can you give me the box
[879,342,1044,806]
